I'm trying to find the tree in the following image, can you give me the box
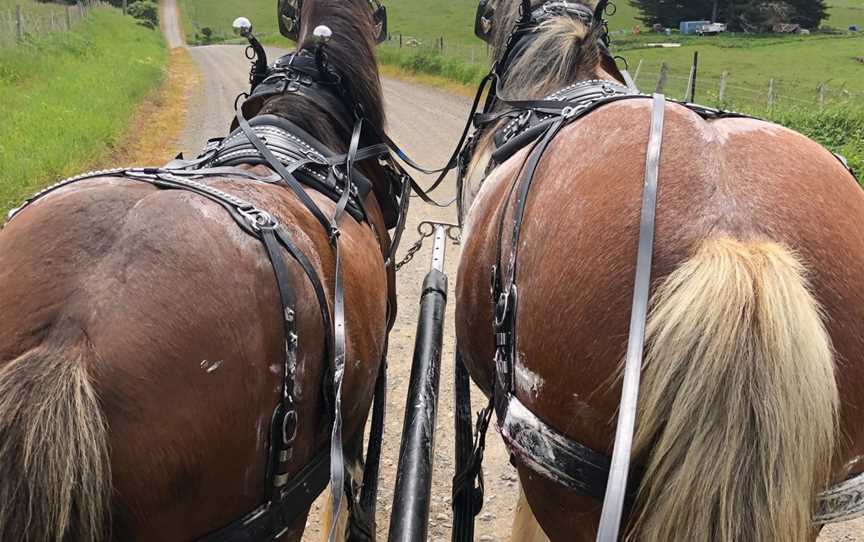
[785,0,829,28]
[629,0,829,30]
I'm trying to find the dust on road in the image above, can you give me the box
[172,34,862,542]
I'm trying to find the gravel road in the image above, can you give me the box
[160,2,861,539]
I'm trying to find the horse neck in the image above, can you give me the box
[298,0,384,134]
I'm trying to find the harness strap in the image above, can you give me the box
[596,93,665,542]
[236,108,337,236]
[326,239,348,542]
[196,448,331,542]
[451,350,493,542]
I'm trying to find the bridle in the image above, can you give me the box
[450,1,864,540]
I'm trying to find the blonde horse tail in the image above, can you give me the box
[0,340,111,541]
[628,238,838,542]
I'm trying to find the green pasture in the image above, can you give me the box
[178,0,290,44]
[0,8,167,213]
[827,0,864,29]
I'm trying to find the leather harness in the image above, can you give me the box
[6,42,413,542]
[452,1,864,539]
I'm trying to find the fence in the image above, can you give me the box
[380,35,862,111]
[630,58,864,111]
[0,0,106,46]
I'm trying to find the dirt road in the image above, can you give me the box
[160,3,861,539]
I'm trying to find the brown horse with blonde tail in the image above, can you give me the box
[0,1,400,540]
[455,1,864,540]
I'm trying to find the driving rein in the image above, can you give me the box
[6,46,413,542]
[452,1,864,539]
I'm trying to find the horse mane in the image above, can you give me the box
[492,0,604,101]
[258,0,384,152]
[462,0,606,213]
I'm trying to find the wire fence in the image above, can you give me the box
[630,58,864,111]
[0,0,107,46]
[380,34,863,111]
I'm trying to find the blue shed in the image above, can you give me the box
[680,20,711,35]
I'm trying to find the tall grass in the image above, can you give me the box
[0,8,167,213]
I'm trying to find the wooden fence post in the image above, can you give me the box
[632,59,643,85]
[767,78,775,110]
[122,0,127,15]
[15,4,22,40]
[655,62,668,94]
[819,83,826,110]
[719,71,728,103]
[66,5,72,30]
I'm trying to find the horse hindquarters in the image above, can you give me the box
[0,338,111,542]
[629,238,837,542]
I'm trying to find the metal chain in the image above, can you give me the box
[394,221,462,272]
[394,235,428,271]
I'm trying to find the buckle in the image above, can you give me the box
[493,284,517,328]
[282,408,298,446]
[238,206,277,231]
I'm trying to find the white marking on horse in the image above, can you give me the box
[699,117,788,144]
[515,352,545,400]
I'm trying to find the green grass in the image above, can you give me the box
[178,0,292,44]
[623,34,863,109]
[826,0,864,29]
[0,0,68,14]
[0,8,167,213]
[770,105,863,174]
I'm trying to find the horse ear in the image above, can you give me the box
[474,0,495,42]
[278,0,302,41]
[372,3,388,44]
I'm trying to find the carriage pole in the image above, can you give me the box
[388,224,450,542]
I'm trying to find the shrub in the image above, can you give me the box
[128,0,158,29]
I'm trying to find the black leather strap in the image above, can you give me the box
[196,448,331,542]
[235,108,337,236]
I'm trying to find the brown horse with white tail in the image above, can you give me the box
[455,1,864,541]
[0,0,400,540]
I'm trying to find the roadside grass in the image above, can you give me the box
[0,8,167,213]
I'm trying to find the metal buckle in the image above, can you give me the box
[493,284,517,328]
[238,206,277,231]
[282,408,298,446]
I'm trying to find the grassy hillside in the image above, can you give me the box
[178,0,289,44]
[827,0,864,29]
[0,8,167,212]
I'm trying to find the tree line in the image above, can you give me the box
[629,0,830,31]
